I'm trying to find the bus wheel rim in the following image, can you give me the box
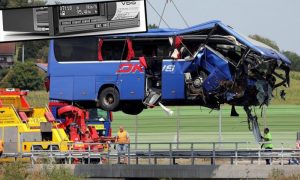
[104,94,114,105]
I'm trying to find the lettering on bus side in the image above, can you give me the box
[162,65,175,72]
[116,63,144,74]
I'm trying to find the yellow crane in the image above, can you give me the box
[0,88,70,153]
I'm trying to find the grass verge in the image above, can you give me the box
[0,161,80,180]
[268,168,300,180]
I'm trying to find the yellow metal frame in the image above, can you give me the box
[0,104,70,153]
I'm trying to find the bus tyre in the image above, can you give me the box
[98,87,120,111]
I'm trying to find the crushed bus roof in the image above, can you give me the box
[109,20,291,66]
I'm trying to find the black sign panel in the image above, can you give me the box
[59,3,99,18]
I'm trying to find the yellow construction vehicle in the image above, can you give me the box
[0,88,70,153]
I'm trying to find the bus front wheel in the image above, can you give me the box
[98,87,120,111]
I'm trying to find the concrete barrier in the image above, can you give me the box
[72,164,300,179]
[29,164,300,178]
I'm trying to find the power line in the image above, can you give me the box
[170,0,189,28]
[146,0,171,28]
[158,1,168,27]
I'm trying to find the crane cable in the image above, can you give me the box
[146,0,193,57]
[146,0,171,28]
[170,0,189,28]
[150,0,189,28]
[158,1,168,27]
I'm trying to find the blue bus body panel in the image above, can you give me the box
[73,76,96,100]
[162,60,185,99]
[111,20,220,38]
[204,48,232,79]
[103,121,111,136]
[118,73,145,100]
[95,75,119,97]
[48,41,144,101]
[201,48,232,92]
[50,76,73,100]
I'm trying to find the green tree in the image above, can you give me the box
[249,34,280,51]
[17,40,49,62]
[36,45,49,62]
[282,51,300,71]
[0,68,10,87]
[5,0,46,8]
[148,24,159,29]
[248,34,300,71]
[7,62,44,90]
[0,0,8,8]
[0,68,9,80]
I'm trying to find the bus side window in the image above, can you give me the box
[133,44,143,58]
[157,43,171,58]
[143,44,157,57]
[133,39,171,59]
[54,37,98,62]
[102,40,128,60]
[179,39,201,58]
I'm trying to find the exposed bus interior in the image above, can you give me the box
[143,57,163,106]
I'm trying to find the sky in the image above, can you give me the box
[145,0,300,54]
[45,0,299,54]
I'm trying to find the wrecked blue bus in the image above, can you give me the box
[48,20,291,122]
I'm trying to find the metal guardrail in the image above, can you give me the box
[1,142,300,166]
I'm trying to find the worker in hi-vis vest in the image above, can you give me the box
[0,139,4,156]
[261,128,273,165]
[116,126,130,164]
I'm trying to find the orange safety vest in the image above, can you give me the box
[117,130,128,144]
[0,140,3,152]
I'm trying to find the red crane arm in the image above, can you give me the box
[57,105,88,134]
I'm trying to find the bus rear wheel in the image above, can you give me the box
[98,87,120,111]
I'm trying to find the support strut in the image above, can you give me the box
[244,106,262,143]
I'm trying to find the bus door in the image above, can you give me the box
[142,57,163,106]
[161,59,185,100]
[134,38,172,106]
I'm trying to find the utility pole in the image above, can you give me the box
[262,105,267,129]
[176,106,180,150]
[135,115,138,150]
[22,43,25,63]
[218,106,222,144]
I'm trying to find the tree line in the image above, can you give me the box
[249,35,300,72]
[0,0,46,8]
